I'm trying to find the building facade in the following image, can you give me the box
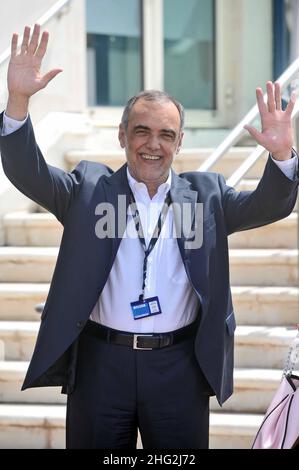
[1,0,298,141]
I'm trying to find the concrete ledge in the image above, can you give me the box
[234,325,298,368]
[211,368,282,413]
[0,246,297,285]
[3,211,297,249]
[0,282,297,325]
[0,322,38,360]
[0,402,262,449]
[0,247,58,283]
[3,212,62,247]
[0,360,283,414]
[229,249,298,286]
[0,284,49,321]
[209,412,263,449]
[0,403,65,449]
[232,285,299,326]
[228,213,298,249]
[0,361,66,404]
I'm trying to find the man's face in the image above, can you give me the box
[118,99,183,189]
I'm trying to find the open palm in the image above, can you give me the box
[8,24,62,98]
[244,82,295,161]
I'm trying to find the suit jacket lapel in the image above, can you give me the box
[102,163,131,263]
[170,170,198,262]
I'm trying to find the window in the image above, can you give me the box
[86,0,221,124]
[163,0,216,109]
[86,0,142,106]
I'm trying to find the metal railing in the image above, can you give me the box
[198,57,299,188]
[0,0,72,66]
[200,57,299,286]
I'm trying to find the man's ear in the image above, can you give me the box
[118,124,126,148]
[176,132,184,154]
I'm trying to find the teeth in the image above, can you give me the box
[141,154,161,160]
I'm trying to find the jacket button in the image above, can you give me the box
[76,321,83,328]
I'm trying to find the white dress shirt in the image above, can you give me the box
[90,169,199,332]
[2,113,298,333]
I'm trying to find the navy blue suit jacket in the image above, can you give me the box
[1,115,298,405]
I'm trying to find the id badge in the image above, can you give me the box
[130,296,162,320]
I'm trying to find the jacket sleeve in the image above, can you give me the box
[220,155,299,235]
[0,113,86,225]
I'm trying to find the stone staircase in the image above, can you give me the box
[0,145,298,448]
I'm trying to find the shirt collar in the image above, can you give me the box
[126,167,171,199]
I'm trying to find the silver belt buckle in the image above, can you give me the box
[133,334,153,350]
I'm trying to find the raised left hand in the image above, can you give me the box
[244,81,296,161]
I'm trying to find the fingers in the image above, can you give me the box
[12,24,50,60]
[256,87,267,115]
[27,24,40,55]
[257,81,293,114]
[11,33,18,57]
[21,26,30,54]
[41,68,63,87]
[35,31,49,60]
[285,91,296,116]
[266,81,276,112]
[274,82,282,110]
[243,124,263,145]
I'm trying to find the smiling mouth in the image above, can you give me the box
[140,153,162,161]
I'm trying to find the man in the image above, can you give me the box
[0,24,298,449]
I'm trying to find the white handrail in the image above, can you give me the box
[0,0,72,65]
[199,57,299,175]
[227,146,266,188]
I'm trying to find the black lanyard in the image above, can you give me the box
[130,190,171,301]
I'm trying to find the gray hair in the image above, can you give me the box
[121,90,185,132]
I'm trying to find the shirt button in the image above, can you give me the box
[76,321,84,329]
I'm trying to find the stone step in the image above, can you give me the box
[0,322,39,361]
[0,403,65,449]
[0,361,66,404]
[0,247,58,283]
[0,284,49,321]
[3,211,297,249]
[209,412,263,449]
[0,321,297,367]
[65,147,266,179]
[0,283,297,326]
[232,286,299,326]
[0,402,262,448]
[229,249,298,286]
[228,213,297,249]
[0,360,282,414]
[3,212,62,247]
[0,247,297,285]
[234,325,298,368]
[211,368,282,413]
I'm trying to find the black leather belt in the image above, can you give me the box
[83,319,198,350]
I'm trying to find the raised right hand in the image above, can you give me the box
[6,24,62,118]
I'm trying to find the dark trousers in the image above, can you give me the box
[66,327,211,449]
